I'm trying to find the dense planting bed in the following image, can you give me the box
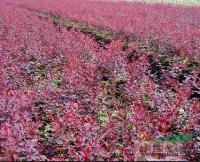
[10,0,200,57]
[0,0,199,161]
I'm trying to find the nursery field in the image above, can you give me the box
[0,0,199,161]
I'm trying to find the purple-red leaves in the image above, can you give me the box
[0,0,199,161]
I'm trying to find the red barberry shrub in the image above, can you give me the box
[0,0,199,161]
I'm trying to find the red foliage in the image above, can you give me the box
[9,0,200,57]
[0,0,199,161]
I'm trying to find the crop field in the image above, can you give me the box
[0,0,199,161]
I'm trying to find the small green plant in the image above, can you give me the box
[111,150,121,158]
[140,94,151,107]
[52,17,61,26]
[52,108,63,116]
[94,31,113,44]
[33,63,47,79]
[39,120,52,142]
[52,71,62,88]
[63,20,75,30]
[81,24,94,34]
[111,110,118,118]
[97,110,108,127]
[39,15,48,20]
